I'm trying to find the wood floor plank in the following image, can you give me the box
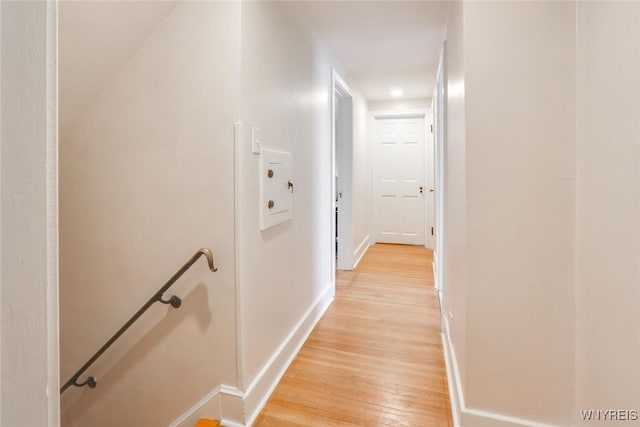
[253,244,452,427]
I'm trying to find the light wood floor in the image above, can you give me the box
[253,243,452,427]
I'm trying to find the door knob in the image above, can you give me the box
[419,186,424,194]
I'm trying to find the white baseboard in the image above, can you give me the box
[441,317,462,427]
[243,281,335,425]
[170,283,334,427]
[219,386,245,424]
[169,384,244,427]
[432,259,437,289]
[353,235,371,269]
[441,318,557,427]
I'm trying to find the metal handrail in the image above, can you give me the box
[60,248,218,394]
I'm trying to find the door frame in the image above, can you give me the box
[433,44,447,293]
[369,110,429,246]
[331,70,354,274]
[0,1,61,424]
[425,112,436,250]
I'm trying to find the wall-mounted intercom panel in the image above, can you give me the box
[259,149,293,230]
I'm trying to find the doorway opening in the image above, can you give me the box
[331,70,354,274]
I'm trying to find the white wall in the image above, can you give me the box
[444,2,640,426]
[443,2,577,425]
[238,0,333,391]
[351,93,371,265]
[464,3,576,424]
[0,1,59,425]
[59,3,240,425]
[335,87,354,270]
[58,1,178,140]
[58,2,372,424]
[575,2,640,423]
[441,0,468,406]
[237,2,369,421]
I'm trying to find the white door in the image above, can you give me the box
[374,116,426,245]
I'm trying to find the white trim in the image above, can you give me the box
[0,0,3,414]
[369,109,429,246]
[424,107,435,250]
[47,1,61,424]
[373,111,426,119]
[219,420,245,427]
[0,2,59,424]
[332,70,353,98]
[173,282,334,427]
[441,318,463,427]
[441,318,558,427]
[352,234,371,269]
[169,385,244,427]
[219,385,245,425]
[330,70,337,277]
[434,44,446,293]
[243,282,334,425]
[233,122,244,391]
[462,409,558,427]
[169,385,221,427]
[332,69,355,271]
[432,259,438,288]
[368,105,375,258]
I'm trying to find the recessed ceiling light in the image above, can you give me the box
[391,89,403,97]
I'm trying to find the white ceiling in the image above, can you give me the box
[281,1,450,101]
[59,1,448,138]
[59,1,178,138]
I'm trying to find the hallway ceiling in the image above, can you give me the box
[280,1,450,101]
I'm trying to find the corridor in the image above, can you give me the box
[254,244,452,426]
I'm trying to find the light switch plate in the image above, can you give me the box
[251,127,261,154]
